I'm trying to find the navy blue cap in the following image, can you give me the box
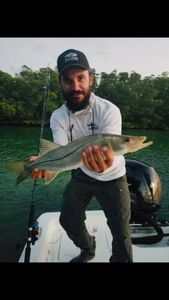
[57,49,90,75]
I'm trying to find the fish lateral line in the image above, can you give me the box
[31,141,90,167]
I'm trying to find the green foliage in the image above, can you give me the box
[96,70,169,130]
[0,67,60,126]
[0,66,169,129]
[0,100,16,122]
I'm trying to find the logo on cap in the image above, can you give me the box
[65,53,79,63]
[57,49,90,75]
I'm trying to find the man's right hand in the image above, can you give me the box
[82,146,113,173]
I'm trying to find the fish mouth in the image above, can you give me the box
[139,136,147,142]
[140,136,153,146]
[134,136,148,145]
[127,135,153,153]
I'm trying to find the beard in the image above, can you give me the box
[62,88,92,112]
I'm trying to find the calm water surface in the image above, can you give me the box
[0,126,169,262]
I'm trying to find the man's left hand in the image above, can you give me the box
[82,145,113,173]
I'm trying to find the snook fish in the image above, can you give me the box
[6,133,153,185]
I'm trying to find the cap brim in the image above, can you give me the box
[59,64,90,74]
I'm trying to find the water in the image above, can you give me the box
[0,126,169,262]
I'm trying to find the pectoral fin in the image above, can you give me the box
[44,170,59,185]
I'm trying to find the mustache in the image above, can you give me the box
[68,91,84,97]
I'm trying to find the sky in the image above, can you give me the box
[0,37,169,78]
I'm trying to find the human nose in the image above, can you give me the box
[71,79,80,90]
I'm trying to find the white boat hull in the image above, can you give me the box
[19,210,169,263]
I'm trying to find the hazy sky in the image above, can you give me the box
[1,37,169,77]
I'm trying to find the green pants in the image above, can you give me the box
[60,169,133,262]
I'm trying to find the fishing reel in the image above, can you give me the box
[31,220,41,245]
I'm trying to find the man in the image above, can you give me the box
[31,49,133,263]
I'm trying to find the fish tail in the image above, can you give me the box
[16,170,30,185]
[5,161,30,185]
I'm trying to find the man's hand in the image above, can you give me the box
[29,156,51,179]
[82,145,113,173]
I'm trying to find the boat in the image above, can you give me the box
[19,159,169,263]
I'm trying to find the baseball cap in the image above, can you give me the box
[57,49,90,75]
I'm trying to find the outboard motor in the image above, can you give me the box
[126,159,163,244]
[126,159,162,218]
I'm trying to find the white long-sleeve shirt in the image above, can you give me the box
[50,92,126,181]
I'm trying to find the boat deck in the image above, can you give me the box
[19,210,169,262]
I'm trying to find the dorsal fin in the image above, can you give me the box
[39,139,61,156]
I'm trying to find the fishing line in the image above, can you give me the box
[68,103,95,142]
[24,66,50,263]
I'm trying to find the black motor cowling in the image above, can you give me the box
[126,159,162,216]
[126,159,164,244]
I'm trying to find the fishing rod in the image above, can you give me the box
[24,66,50,263]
